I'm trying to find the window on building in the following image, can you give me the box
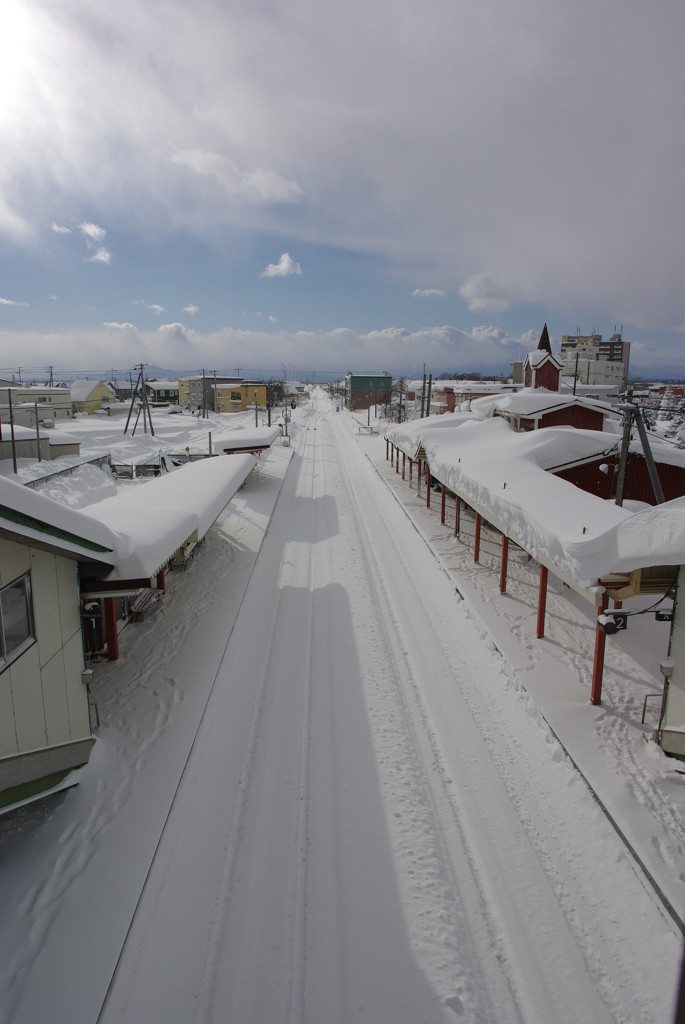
[0,573,35,670]
[231,392,242,401]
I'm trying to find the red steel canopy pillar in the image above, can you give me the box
[591,592,609,705]
[417,459,422,496]
[156,568,166,594]
[386,438,389,460]
[454,496,460,537]
[536,565,548,638]
[426,467,431,508]
[474,513,482,562]
[396,448,400,473]
[499,535,509,593]
[441,485,446,524]
[104,597,119,662]
[402,452,406,480]
[409,458,413,485]
[390,444,394,467]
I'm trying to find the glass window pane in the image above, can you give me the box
[1,577,32,656]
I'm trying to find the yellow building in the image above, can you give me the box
[213,382,267,413]
[70,379,117,415]
[178,378,190,407]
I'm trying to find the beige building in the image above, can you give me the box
[0,479,116,808]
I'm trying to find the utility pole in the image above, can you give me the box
[615,390,665,506]
[426,374,433,418]
[124,364,155,436]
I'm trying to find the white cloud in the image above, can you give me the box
[78,221,106,244]
[412,288,445,299]
[0,1,684,337]
[50,222,71,234]
[183,304,199,316]
[0,296,28,306]
[132,299,165,314]
[459,274,514,314]
[0,320,681,377]
[172,150,303,205]
[89,247,111,264]
[261,253,302,278]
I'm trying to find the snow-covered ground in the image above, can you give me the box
[0,395,682,1023]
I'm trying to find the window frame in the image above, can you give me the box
[0,572,36,672]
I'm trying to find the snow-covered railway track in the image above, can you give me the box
[326,414,623,1023]
[94,416,327,1023]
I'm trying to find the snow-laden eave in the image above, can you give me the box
[0,475,117,568]
[80,454,256,582]
[217,426,282,452]
[406,417,685,593]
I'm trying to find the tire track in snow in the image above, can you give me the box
[95,414,322,1024]
[328,413,617,1024]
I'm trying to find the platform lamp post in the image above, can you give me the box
[254,389,258,427]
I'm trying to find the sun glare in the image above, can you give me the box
[0,0,34,115]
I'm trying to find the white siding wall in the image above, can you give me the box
[665,570,685,729]
[0,540,91,760]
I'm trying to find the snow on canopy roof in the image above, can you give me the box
[386,410,479,459]
[215,425,281,450]
[0,475,116,566]
[81,454,256,581]
[421,418,685,586]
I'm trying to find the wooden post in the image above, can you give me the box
[454,496,460,537]
[104,597,119,662]
[591,593,609,706]
[441,485,446,524]
[499,535,509,593]
[426,467,431,508]
[536,565,548,638]
[156,568,166,594]
[474,513,482,562]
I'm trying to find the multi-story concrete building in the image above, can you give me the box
[560,331,630,389]
[182,375,242,413]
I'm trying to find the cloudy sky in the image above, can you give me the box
[1,0,684,381]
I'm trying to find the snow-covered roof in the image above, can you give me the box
[70,380,114,401]
[385,414,685,589]
[0,475,116,567]
[217,426,282,451]
[387,410,479,460]
[473,388,616,420]
[81,454,256,580]
[525,348,564,369]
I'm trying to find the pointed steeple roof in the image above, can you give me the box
[538,323,551,353]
